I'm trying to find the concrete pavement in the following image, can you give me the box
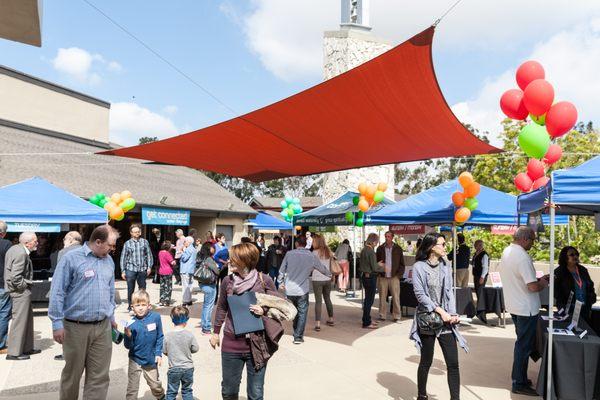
[0,280,540,399]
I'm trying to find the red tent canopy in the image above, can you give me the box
[101,26,500,182]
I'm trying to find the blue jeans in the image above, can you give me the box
[198,284,217,332]
[125,270,147,307]
[268,267,279,289]
[221,352,266,400]
[167,367,193,400]
[0,288,12,349]
[361,275,378,327]
[510,314,538,390]
[287,293,309,340]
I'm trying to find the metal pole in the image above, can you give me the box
[351,214,357,297]
[291,216,295,250]
[546,206,556,398]
[452,224,457,301]
[567,216,571,245]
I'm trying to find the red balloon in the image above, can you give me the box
[500,89,529,120]
[526,159,545,181]
[514,173,533,192]
[516,61,545,91]
[543,144,563,165]
[545,101,578,138]
[523,79,554,116]
[532,176,550,190]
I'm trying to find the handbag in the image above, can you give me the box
[330,257,342,276]
[194,258,216,284]
[416,262,445,335]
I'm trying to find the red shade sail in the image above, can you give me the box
[100,26,500,182]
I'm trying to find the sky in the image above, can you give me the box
[2,0,600,146]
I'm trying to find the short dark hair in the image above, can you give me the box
[161,240,172,251]
[171,305,189,325]
[216,232,225,240]
[457,233,465,244]
[240,237,252,243]
[90,224,119,243]
[273,235,281,242]
[295,234,307,247]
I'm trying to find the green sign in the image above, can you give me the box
[309,226,337,233]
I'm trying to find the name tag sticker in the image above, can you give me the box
[147,323,156,331]
[84,269,95,278]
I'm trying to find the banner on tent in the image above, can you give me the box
[491,225,518,235]
[309,226,337,233]
[7,222,66,232]
[389,224,426,234]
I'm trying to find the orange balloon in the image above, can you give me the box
[377,182,388,192]
[111,193,122,204]
[365,185,377,199]
[359,195,366,203]
[454,207,471,223]
[104,201,117,211]
[358,199,369,212]
[358,183,367,195]
[464,182,481,198]
[452,192,465,207]
[458,172,474,189]
[120,190,132,200]
[109,206,124,220]
[295,225,302,230]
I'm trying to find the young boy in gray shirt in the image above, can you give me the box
[163,306,199,400]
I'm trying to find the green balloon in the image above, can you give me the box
[355,218,364,227]
[357,210,364,218]
[99,198,108,207]
[530,113,546,126]
[345,211,353,222]
[373,191,385,203]
[121,198,136,212]
[352,196,359,206]
[286,208,294,217]
[518,123,550,159]
[464,197,479,211]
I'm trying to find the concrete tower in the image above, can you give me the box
[322,0,396,206]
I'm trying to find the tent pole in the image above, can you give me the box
[351,214,357,298]
[452,224,457,301]
[291,216,295,250]
[546,206,556,398]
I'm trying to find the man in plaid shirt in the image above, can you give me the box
[120,225,153,310]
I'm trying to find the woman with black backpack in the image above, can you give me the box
[195,242,220,335]
[410,232,468,400]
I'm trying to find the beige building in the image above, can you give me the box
[0,64,255,249]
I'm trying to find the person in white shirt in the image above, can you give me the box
[305,231,313,250]
[499,227,548,396]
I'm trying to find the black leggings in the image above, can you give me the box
[417,332,460,400]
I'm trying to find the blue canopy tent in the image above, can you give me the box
[368,179,568,226]
[294,191,394,226]
[0,177,108,232]
[518,155,600,398]
[246,211,292,231]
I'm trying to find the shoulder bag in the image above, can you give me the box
[416,262,445,335]
[194,258,216,284]
[329,256,342,276]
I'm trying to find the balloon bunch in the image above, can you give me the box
[499,60,577,193]
[452,172,480,224]
[344,182,388,227]
[280,196,303,222]
[89,191,136,221]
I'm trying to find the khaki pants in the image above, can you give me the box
[7,289,33,356]
[60,319,112,400]
[456,269,470,287]
[378,276,400,320]
[127,359,165,400]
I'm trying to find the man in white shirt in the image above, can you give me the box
[499,227,548,396]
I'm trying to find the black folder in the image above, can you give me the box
[227,291,264,335]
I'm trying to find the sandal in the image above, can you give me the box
[315,326,321,331]
[326,321,335,327]
[362,324,378,329]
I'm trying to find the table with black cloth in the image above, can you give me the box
[476,287,506,326]
[533,316,600,399]
[399,282,475,318]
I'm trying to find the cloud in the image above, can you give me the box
[162,105,178,115]
[225,0,600,82]
[110,102,179,146]
[452,19,600,144]
[51,47,122,84]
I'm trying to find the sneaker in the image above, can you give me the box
[202,330,212,336]
[293,338,304,344]
[54,354,64,361]
[393,318,402,323]
[511,386,538,396]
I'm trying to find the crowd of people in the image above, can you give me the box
[0,220,597,399]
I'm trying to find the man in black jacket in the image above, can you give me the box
[448,233,471,287]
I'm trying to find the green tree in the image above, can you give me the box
[138,136,158,145]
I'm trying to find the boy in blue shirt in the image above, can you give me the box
[124,290,165,400]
